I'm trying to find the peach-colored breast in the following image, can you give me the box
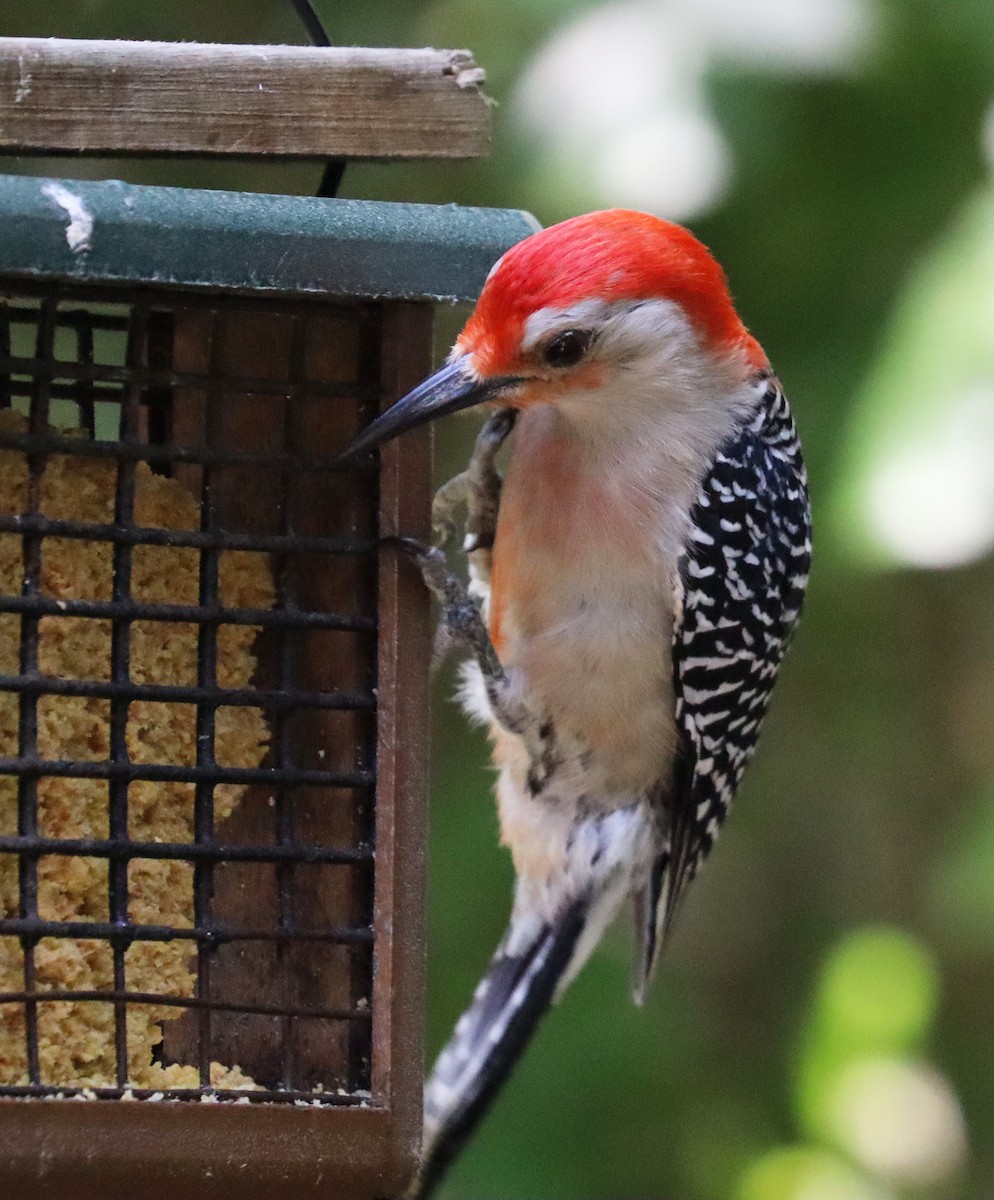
[486,407,677,812]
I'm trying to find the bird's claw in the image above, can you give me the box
[384,536,491,652]
[385,535,453,594]
[430,408,516,549]
[431,473,470,545]
[476,407,517,454]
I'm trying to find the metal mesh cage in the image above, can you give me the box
[0,171,532,1197]
[0,281,386,1103]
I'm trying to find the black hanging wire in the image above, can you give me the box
[286,0,347,198]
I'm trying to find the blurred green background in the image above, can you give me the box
[6,2,994,1197]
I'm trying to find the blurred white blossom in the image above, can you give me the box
[867,385,994,567]
[513,0,879,220]
[826,1057,968,1186]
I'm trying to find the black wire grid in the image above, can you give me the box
[0,281,381,1102]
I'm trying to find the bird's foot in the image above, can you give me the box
[464,407,516,559]
[387,534,536,736]
[431,472,470,546]
[430,408,516,571]
[386,536,503,677]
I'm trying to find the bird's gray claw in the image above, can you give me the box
[384,536,450,590]
[431,473,470,545]
[383,537,486,646]
[476,407,517,453]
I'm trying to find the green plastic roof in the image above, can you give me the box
[0,173,539,302]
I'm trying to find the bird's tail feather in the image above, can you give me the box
[631,848,668,1005]
[408,901,588,1200]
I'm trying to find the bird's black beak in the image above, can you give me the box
[335,359,522,463]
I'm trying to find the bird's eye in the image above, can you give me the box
[542,329,592,369]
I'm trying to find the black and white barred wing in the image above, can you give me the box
[645,378,811,975]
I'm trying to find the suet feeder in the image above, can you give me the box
[0,36,535,1199]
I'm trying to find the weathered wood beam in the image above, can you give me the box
[0,39,491,159]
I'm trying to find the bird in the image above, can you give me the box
[338,209,812,1198]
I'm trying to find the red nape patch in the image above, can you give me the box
[458,210,755,376]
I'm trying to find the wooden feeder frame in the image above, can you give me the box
[0,37,537,1200]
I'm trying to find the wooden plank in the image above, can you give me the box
[0,1101,408,1200]
[371,301,433,1182]
[0,39,491,159]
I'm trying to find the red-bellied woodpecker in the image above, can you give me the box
[339,209,811,1198]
